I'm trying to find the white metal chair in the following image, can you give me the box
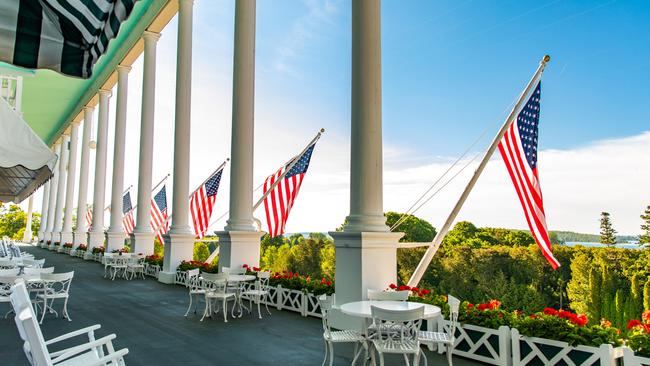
[318,295,367,366]
[241,271,272,319]
[0,258,15,269]
[24,267,55,275]
[103,253,116,278]
[10,282,129,366]
[109,256,129,280]
[201,272,236,322]
[23,258,45,268]
[371,305,424,366]
[1,275,19,318]
[125,255,145,280]
[418,295,460,366]
[184,269,205,316]
[368,289,410,301]
[0,268,20,276]
[36,271,74,324]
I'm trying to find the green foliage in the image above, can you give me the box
[384,212,436,283]
[640,206,650,245]
[627,329,650,357]
[0,204,40,239]
[289,238,324,278]
[599,212,617,245]
[319,242,335,279]
[513,314,622,347]
[193,242,210,262]
[644,281,650,311]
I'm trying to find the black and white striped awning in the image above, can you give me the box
[0,0,138,78]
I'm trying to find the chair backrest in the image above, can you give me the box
[201,272,228,293]
[41,272,74,296]
[17,306,51,366]
[0,275,20,296]
[367,289,410,301]
[255,271,271,291]
[0,259,15,269]
[371,305,424,342]
[187,269,202,291]
[0,268,20,276]
[447,294,461,342]
[318,294,333,336]
[24,267,55,275]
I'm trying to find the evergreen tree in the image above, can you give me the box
[615,289,625,328]
[631,274,643,317]
[640,205,650,244]
[601,266,614,321]
[644,280,650,311]
[599,212,617,245]
[588,267,602,320]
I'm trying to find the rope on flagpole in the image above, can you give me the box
[406,55,551,288]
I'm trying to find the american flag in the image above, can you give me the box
[263,144,315,238]
[150,185,169,244]
[498,82,560,269]
[190,168,224,239]
[122,191,135,234]
[85,206,93,229]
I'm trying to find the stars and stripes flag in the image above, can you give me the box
[190,167,224,239]
[262,144,316,238]
[85,206,93,229]
[122,191,135,234]
[150,185,169,244]
[498,82,560,269]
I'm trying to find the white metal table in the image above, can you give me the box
[340,300,441,320]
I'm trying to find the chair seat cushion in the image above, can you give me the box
[418,330,452,344]
[325,329,366,343]
[372,339,419,354]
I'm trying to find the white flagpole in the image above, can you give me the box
[131,174,170,211]
[251,128,324,212]
[406,55,551,288]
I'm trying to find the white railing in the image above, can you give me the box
[438,320,511,366]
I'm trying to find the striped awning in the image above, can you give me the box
[0,0,138,79]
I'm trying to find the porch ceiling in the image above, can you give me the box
[18,0,176,146]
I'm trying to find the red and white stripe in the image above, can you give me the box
[150,200,168,244]
[262,168,306,238]
[85,208,93,229]
[122,211,135,234]
[498,119,560,269]
[190,186,216,239]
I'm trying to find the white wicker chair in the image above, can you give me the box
[184,269,205,316]
[418,295,460,366]
[201,272,236,322]
[36,271,74,323]
[241,271,272,319]
[371,305,424,366]
[24,267,55,275]
[319,295,368,366]
[11,281,129,366]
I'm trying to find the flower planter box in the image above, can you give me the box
[511,328,624,366]
[93,253,103,262]
[623,347,650,366]
[144,263,161,279]
[437,320,511,366]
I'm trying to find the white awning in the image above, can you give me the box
[0,97,57,202]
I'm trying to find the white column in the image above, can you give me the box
[106,66,130,252]
[75,107,93,252]
[217,0,262,271]
[44,142,60,244]
[131,31,160,256]
[61,121,80,244]
[160,0,196,283]
[330,0,402,330]
[37,182,49,241]
[53,134,70,244]
[88,89,111,249]
[23,195,34,242]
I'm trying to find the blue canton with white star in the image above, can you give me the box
[122,192,133,214]
[154,185,167,211]
[285,145,315,178]
[205,169,223,197]
[517,82,541,169]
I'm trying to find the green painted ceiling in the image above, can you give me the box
[20,0,168,146]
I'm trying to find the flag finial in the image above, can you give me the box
[543,55,551,63]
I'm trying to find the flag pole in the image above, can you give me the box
[251,129,324,211]
[406,55,551,288]
[131,174,170,211]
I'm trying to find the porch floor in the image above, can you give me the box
[0,244,485,366]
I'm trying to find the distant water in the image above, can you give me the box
[562,241,647,250]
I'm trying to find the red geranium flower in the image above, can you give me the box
[242,264,249,268]
[487,300,501,310]
[572,314,588,327]
[477,303,488,311]
[628,319,642,330]
[388,283,397,290]
[398,285,410,291]
[421,289,430,295]
[410,287,420,293]
[543,308,558,316]
[600,319,612,328]
[642,310,650,324]
[466,303,474,309]
[252,266,260,272]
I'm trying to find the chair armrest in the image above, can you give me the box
[45,324,102,345]
[83,348,129,366]
[50,334,117,364]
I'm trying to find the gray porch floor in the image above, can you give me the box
[0,245,484,366]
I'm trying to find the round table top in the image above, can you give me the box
[227,274,256,282]
[340,300,441,319]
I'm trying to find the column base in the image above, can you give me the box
[159,232,194,284]
[105,231,126,252]
[344,214,390,233]
[60,231,73,245]
[37,231,43,241]
[130,231,155,256]
[215,230,263,271]
[23,229,33,243]
[44,232,52,242]
[88,231,106,250]
[329,231,403,330]
[72,231,87,248]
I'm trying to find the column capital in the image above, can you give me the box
[71,120,81,127]
[82,105,94,113]
[117,64,132,74]
[98,88,112,97]
[143,30,161,42]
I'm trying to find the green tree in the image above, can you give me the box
[289,239,323,278]
[193,242,210,262]
[640,205,650,245]
[615,289,625,328]
[599,212,617,245]
[260,234,286,251]
[384,212,436,284]
[588,267,602,321]
[644,280,650,311]
[319,242,335,278]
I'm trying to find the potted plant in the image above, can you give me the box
[625,311,650,361]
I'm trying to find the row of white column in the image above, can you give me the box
[35,0,396,296]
